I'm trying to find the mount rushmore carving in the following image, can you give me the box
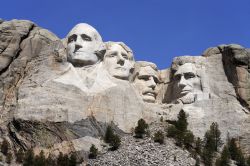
[0,19,249,156]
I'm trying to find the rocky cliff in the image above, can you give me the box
[0,19,249,165]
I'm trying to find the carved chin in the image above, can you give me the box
[68,53,98,65]
[142,95,156,103]
[109,70,130,80]
[179,93,195,104]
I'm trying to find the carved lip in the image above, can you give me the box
[115,67,127,71]
[143,90,156,97]
[180,89,191,94]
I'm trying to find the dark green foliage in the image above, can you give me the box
[202,122,223,166]
[176,110,188,132]
[34,150,46,166]
[203,122,222,152]
[227,137,246,166]
[69,153,77,166]
[210,122,222,152]
[46,154,56,166]
[104,125,114,143]
[216,145,230,166]
[110,134,121,151]
[166,110,194,149]
[228,138,239,160]
[167,125,178,138]
[236,150,246,166]
[104,125,121,151]
[183,130,194,150]
[23,149,34,166]
[6,152,12,164]
[134,119,149,138]
[16,148,24,163]
[1,138,9,155]
[195,137,202,155]
[153,130,164,144]
[89,144,98,159]
[202,147,214,166]
[57,152,69,166]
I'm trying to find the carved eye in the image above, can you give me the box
[139,76,150,81]
[122,53,128,60]
[153,77,159,83]
[67,35,77,43]
[174,74,181,81]
[106,52,117,58]
[184,73,195,79]
[81,34,92,41]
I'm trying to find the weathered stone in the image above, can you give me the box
[0,19,250,165]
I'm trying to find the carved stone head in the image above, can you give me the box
[104,42,134,80]
[133,61,159,103]
[173,63,202,104]
[66,23,104,66]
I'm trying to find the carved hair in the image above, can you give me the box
[105,41,134,61]
[130,61,158,82]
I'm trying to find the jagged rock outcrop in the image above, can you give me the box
[0,19,249,165]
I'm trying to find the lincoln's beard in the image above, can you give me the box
[179,93,195,104]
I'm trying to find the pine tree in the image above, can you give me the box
[195,137,202,155]
[228,138,239,160]
[236,149,246,166]
[34,150,46,166]
[104,125,114,143]
[1,138,9,155]
[217,145,230,166]
[69,153,77,166]
[16,148,24,163]
[57,152,69,166]
[167,125,178,138]
[210,122,222,151]
[153,130,164,144]
[89,144,98,159]
[110,134,121,151]
[202,147,214,166]
[23,149,34,166]
[46,154,56,166]
[203,122,222,153]
[183,130,194,150]
[176,109,188,132]
[134,119,149,138]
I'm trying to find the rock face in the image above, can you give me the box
[0,19,249,164]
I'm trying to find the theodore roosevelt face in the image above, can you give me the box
[66,23,103,66]
[134,65,159,103]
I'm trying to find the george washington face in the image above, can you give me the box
[66,23,103,66]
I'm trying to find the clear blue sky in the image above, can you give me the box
[1,0,250,69]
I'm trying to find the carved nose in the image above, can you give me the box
[179,76,187,87]
[117,55,125,65]
[148,77,156,89]
[74,44,82,52]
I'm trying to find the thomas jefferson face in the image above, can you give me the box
[66,23,103,66]
[174,63,201,102]
[134,65,159,103]
[104,43,134,80]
